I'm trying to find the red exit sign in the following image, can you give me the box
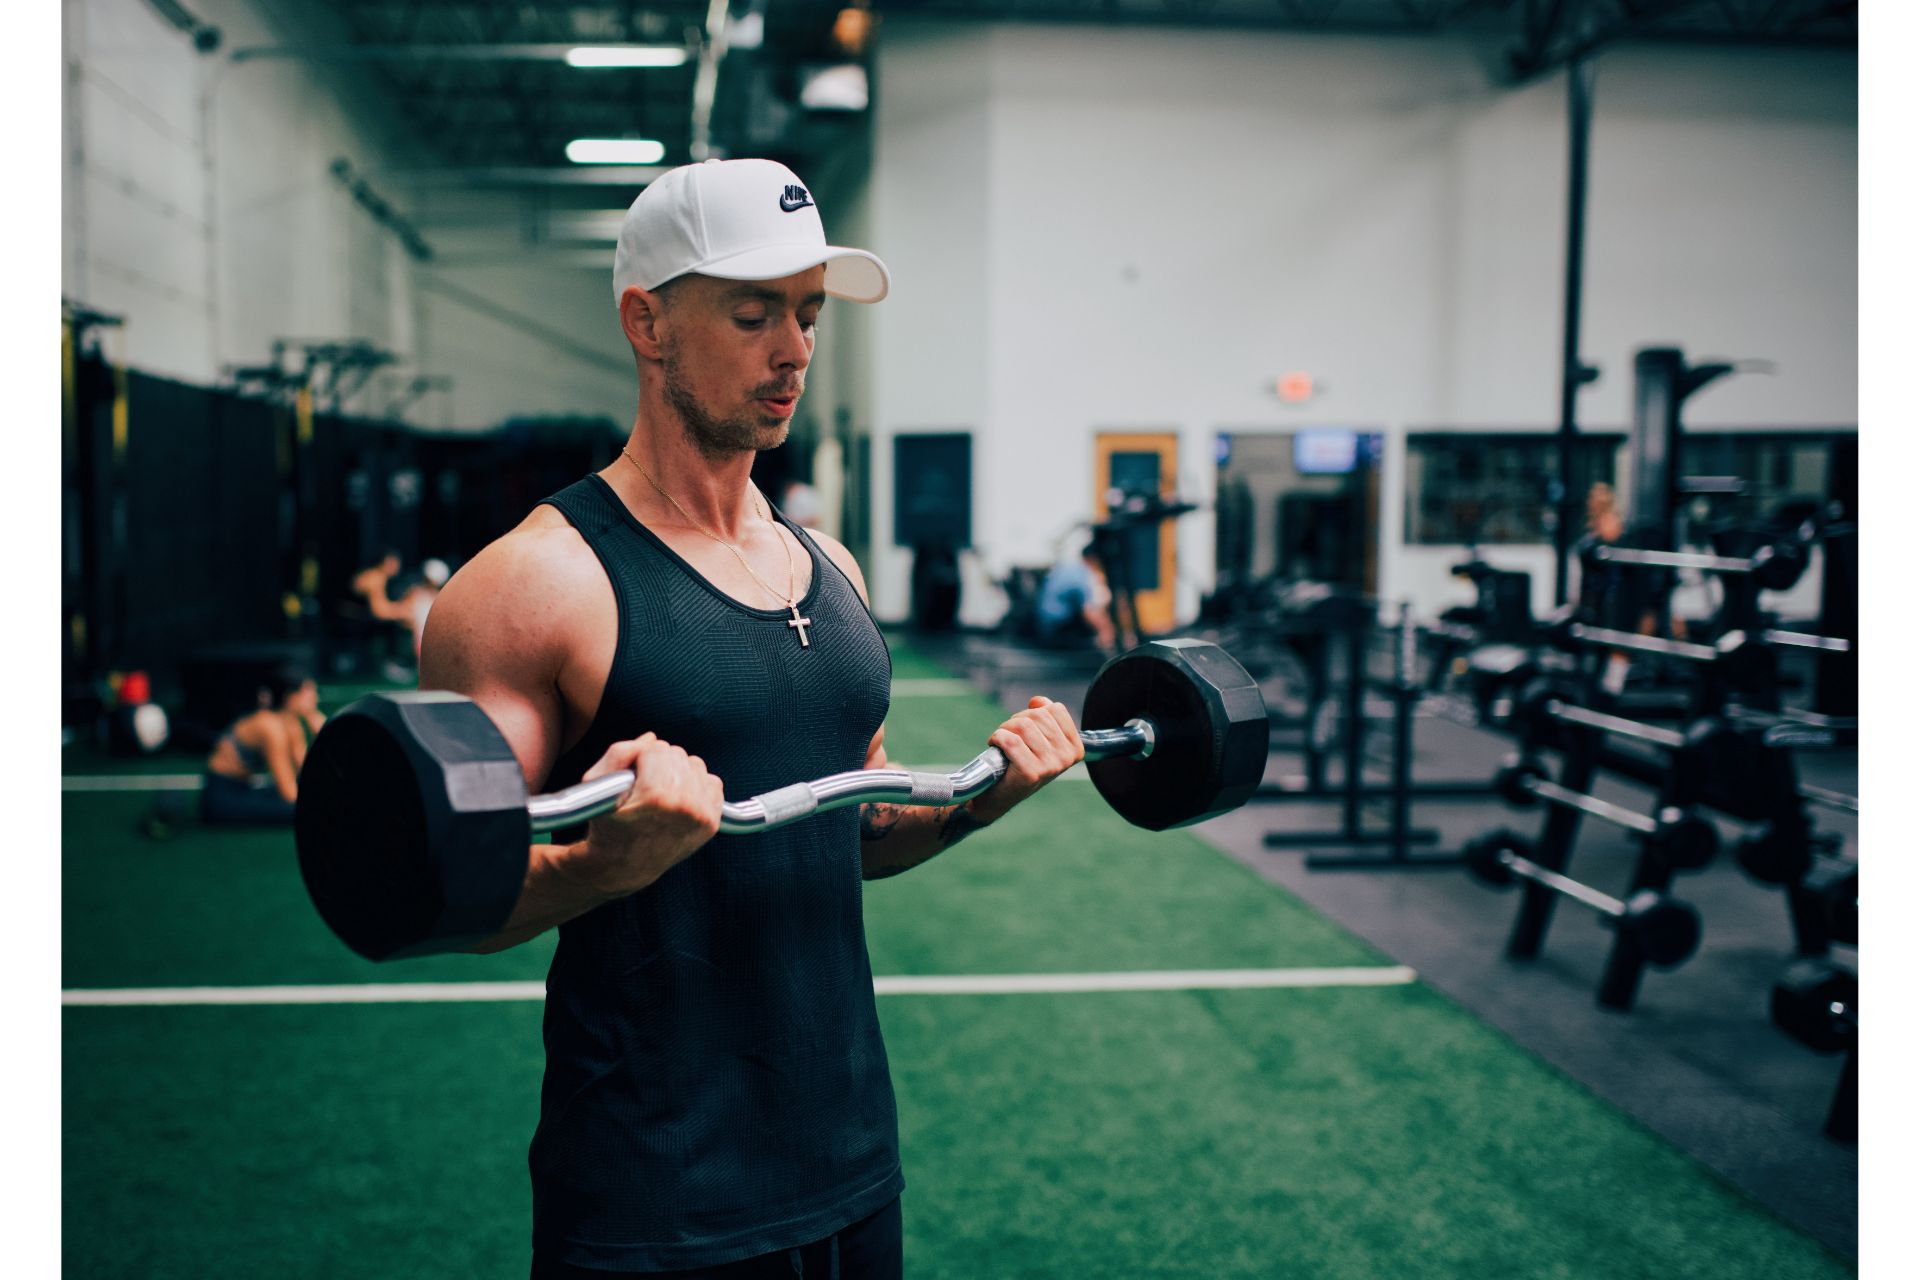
[1276,372,1316,403]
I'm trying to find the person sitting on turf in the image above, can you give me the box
[353,553,451,664]
[200,664,325,825]
[1033,541,1121,654]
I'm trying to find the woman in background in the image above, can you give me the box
[199,664,324,826]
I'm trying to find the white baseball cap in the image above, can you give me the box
[612,158,889,304]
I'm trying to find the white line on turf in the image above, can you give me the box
[61,967,1418,1007]
[876,968,1417,994]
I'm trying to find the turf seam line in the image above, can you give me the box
[61,968,1418,1006]
[62,774,205,791]
[886,679,978,696]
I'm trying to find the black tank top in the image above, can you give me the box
[529,474,902,1270]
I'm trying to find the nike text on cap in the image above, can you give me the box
[612,158,890,304]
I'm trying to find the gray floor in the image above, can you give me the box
[919,630,1859,1260]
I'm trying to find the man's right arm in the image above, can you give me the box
[418,526,723,953]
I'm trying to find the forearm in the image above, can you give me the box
[860,800,995,880]
[467,839,625,952]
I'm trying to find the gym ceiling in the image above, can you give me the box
[181,0,1856,263]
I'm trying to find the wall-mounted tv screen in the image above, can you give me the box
[1294,429,1358,475]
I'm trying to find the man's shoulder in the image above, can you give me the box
[800,526,870,603]
[481,507,602,585]
[426,515,608,656]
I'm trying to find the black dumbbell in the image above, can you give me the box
[1771,959,1856,1054]
[1492,758,1719,870]
[1793,856,1858,948]
[1734,813,1819,885]
[1512,677,1585,750]
[1462,830,1704,968]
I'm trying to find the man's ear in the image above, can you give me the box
[620,286,668,360]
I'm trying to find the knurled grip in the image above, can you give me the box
[755,781,821,826]
[906,772,956,804]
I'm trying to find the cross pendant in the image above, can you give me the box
[787,606,813,648]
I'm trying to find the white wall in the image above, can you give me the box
[66,0,394,408]
[870,25,997,618]
[868,22,1856,625]
[62,0,635,429]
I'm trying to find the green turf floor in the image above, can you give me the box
[61,637,1855,1278]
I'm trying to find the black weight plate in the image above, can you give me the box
[1081,640,1267,831]
[296,694,532,961]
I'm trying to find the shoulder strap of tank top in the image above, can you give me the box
[766,506,885,627]
[540,473,624,541]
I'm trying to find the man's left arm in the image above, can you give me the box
[858,699,1082,880]
[799,527,1083,879]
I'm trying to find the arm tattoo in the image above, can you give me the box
[936,805,988,849]
[859,802,991,880]
[860,802,905,843]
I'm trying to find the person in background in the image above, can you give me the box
[354,553,451,664]
[199,664,325,826]
[1033,541,1122,654]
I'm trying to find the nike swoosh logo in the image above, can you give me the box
[779,195,813,212]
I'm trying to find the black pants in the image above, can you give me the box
[198,772,296,826]
[1034,589,1097,650]
[530,1197,902,1280]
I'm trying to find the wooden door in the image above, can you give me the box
[1093,431,1180,637]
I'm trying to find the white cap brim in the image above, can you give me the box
[692,243,890,304]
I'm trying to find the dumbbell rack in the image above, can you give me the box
[1549,617,1859,953]
[1493,711,1711,1010]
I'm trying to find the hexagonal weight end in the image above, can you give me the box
[296,693,532,961]
[1462,830,1524,887]
[1081,639,1268,831]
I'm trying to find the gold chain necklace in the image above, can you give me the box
[620,448,814,647]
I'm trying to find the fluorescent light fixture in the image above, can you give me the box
[565,45,688,68]
[566,138,668,165]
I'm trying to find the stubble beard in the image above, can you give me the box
[661,343,793,461]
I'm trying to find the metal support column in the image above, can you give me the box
[1553,56,1597,606]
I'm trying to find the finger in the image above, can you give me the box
[1042,701,1085,759]
[1005,712,1067,765]
[992,726,1044,780]
[1013,706,1076,761]
[582,734,653,782]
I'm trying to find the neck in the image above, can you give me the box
[611,409,764,540]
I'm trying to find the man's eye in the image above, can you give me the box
[735,315,767,329]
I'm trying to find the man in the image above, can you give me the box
[419,159,1085,1279]
[1033,541,1119,654]
[352,552,450,664]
